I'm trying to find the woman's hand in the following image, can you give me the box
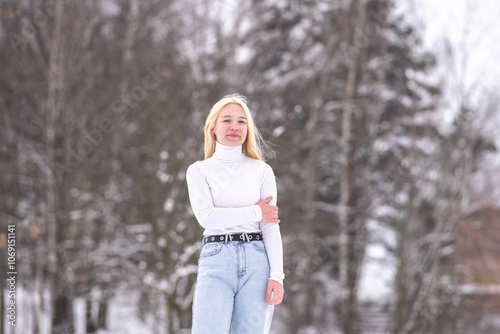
[256,196,280,223]
[266,279,284,305]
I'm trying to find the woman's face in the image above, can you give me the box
[212,103,248,147]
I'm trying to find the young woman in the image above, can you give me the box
[186,94,284,333]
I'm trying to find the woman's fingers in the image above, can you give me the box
[256,198,280,223]
[266,280,284,305]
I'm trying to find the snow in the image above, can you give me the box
[358,220,396,301]
[163,198,174,212]
[358,244,395,301]
[99,0,121,17]
[272,125,285,138]
[157,171,171,183]
[459,284,500,295]
[94,292,162,334]
[160,150,169,160]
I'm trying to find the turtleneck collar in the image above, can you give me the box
[213,142,245,162]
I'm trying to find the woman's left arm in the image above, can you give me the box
[259,164,285,289]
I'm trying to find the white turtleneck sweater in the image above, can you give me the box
[186,142,284,283]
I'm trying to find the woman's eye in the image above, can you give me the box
[239,121,246,124]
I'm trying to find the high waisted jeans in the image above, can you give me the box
[192,240,274,334]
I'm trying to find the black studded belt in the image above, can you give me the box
[202,232,263,245]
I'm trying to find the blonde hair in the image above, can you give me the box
[204,94,266,160]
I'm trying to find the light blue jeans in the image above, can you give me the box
[192,240,274,334]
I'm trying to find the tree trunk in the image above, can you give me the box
[86,297,97,333]
[33,234,44,334]
[44,1,71,333]
[302,97,321,327]
[165,294,175,334]
[52,288,74,334]
[97,294,109,330]
[338,1,366,333]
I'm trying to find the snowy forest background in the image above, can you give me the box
[1,0,500,333]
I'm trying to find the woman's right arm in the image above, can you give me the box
[186,164,263,229]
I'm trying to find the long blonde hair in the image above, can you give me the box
[204,94,266,160]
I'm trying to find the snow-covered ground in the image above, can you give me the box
[10,286,290,333]
[9,287,166,334]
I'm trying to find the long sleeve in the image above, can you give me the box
[186,144,284,284]
[259,165,285,284]
[186,163,262,229]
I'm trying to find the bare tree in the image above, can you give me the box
[391,3,499,331]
